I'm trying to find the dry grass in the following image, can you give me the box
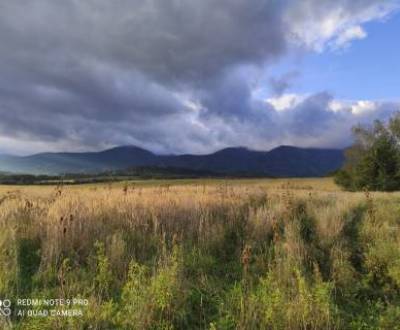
[0,178,399,329]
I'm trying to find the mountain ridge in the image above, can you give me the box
[0,145,345,177]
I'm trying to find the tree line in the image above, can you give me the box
[335,112,400,191]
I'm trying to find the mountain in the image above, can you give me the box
[261,146,345,177]
[159,147,268,174]
[0,145,345,177]
[0,146,158,174]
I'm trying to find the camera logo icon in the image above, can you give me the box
[0,300,11,317]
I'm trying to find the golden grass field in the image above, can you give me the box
[0,178,399,329]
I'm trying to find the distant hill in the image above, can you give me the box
[0,145,345,177]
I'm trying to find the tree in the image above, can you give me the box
[335,113,400,191]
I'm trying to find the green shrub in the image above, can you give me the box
[336,114,400,191]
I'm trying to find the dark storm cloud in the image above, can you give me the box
[0,0,398,154]
[0,0,288,153]
[0,0,286,82]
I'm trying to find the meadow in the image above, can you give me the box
[0,178,399,329]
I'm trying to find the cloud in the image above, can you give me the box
[0,0,398,155]
[0,0,286,84]
[269,71,300,96]
[333,25,367,49]
[266,94,306,111]
[263,93,400,149]
[285,0,399,51]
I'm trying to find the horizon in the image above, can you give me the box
[1,143,348,158]
[0,1,399,155]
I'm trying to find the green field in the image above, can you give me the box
[0,178,399,329]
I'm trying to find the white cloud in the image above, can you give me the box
[266,94,306,111]
[329,99,379,115]
[328,100,347,112]
[351,100,378,115]
[333,25,367,48]
[286,1,399,51]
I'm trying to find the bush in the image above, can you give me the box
[335,114,400,191]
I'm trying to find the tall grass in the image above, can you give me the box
[0,180,399,329]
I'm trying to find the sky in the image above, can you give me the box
[0,0,399,155]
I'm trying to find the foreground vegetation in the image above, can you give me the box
[0,178,399,329]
